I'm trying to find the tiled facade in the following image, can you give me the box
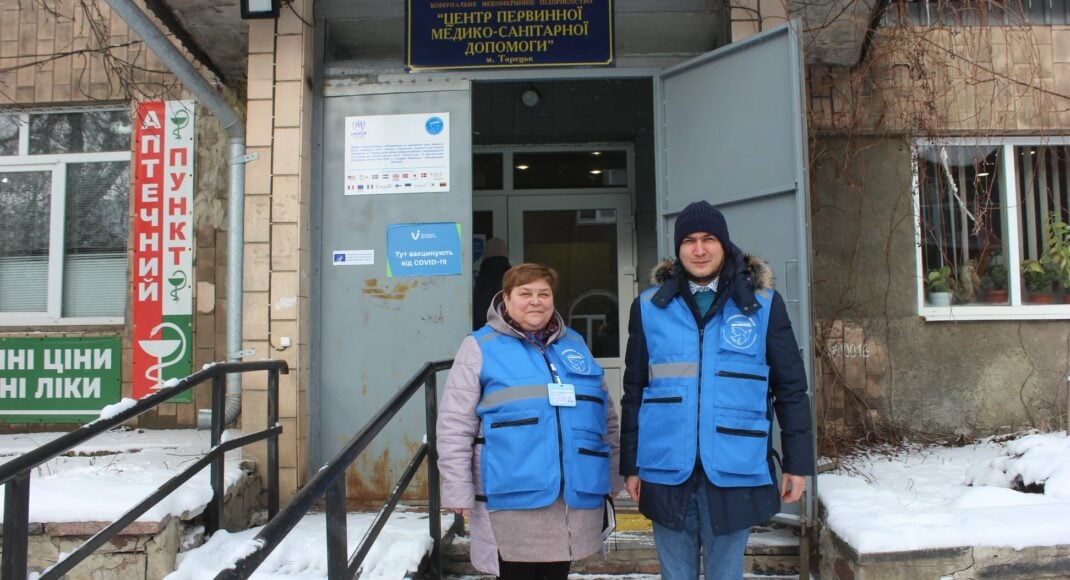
[241,1,314,500]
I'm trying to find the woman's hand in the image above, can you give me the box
[625,475,641,502]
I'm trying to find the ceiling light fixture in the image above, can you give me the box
[521,89,540,107]
[516,164,530,170]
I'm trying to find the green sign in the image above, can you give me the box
[0,336,122,423]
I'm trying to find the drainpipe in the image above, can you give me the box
[106,0,248,428]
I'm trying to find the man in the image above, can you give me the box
[619,200,814,580]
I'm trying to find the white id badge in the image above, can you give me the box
[547,383,576,407]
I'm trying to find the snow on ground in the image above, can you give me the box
[168,510,435,580]
[818,430,1070,554]
[0,428,245,522]
[2,428,1068,578]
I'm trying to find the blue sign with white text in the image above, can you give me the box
[406,0,614,71]
[387,222,463,277]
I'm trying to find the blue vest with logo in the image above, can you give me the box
[636,287,774,487]
[473,325,609,510]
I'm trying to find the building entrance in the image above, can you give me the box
[313,25,811,511]
[471,145,637,405]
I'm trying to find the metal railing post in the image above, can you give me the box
[425,370,442,579]
[326,477,348,579]
[2,474,30,580]
[208,372,226,534]
[267,368,280,518]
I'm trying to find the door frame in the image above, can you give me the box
[506,192,634,360]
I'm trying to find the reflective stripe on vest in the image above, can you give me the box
[636,287,775,488]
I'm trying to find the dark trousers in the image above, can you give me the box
[497,557,570,580]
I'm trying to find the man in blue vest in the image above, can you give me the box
[619,200,814,580]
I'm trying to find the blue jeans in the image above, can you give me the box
[651,484,750,580]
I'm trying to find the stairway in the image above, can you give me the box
[438,509,805,578]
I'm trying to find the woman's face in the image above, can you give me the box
[503,278,554,332]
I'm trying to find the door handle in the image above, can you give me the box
[783,259,799,303]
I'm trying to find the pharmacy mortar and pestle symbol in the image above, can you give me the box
[138,322,187,390]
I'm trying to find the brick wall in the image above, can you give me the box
[810,25,1070,134]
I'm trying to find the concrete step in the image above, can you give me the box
[440,509,804,577]
[0,460,262,580]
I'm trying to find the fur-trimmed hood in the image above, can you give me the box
[645,246,774,316]
[648,254,775,290]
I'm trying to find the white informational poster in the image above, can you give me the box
[343,112,450,195]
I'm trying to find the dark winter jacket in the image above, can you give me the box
[619,243,814,534]
[472,256,511,329]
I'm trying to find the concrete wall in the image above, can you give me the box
[810,135,1069,439]
[0,0,234,430]
[806,22,1070,440]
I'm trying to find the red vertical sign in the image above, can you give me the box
[131,102,165,399]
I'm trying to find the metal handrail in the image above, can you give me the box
[216,359,453,580]
[0,360,289,580]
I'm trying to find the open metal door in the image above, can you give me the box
[654,22,815,517]
[315,81,472,499]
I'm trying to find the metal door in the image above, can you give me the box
[315,81,472,499]
[655,22,814,513]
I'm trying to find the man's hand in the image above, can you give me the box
[453,508,470,517]
[780,473,807,503]
[625,475,641,502]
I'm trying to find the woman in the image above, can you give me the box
[438,263,622,579]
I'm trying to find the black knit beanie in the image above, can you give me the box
[674,201,731,257]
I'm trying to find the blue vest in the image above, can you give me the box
[473,326,609,510]
[636,287,774,487]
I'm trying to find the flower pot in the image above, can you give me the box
[1027,292,1054,304]
[928,292,952,307]
[985,289,1009,304]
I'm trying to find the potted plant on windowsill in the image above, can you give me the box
[1039,212,1070,303]
[980,262,1009,303]
[926,265,955,307]
[1021,259,1057,304]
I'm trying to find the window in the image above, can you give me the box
[898,0,1070,26]
[0,108,132,324]
[914,139,1070,320]
[473,145,631,192]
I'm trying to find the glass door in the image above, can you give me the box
[508,193,634,406]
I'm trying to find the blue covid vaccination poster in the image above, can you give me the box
[386,222,463,277]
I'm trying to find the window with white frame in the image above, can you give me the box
[901,0,1070,26]
[0,108,132,324]
[914,140,1070,320]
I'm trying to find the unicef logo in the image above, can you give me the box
[560,349,589,374]
[425,116,444,135]
[722,314,758,350]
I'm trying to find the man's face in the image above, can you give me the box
[679,231,725,284]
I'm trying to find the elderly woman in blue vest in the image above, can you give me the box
[438,263,622,579]
[620,201,814,580]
